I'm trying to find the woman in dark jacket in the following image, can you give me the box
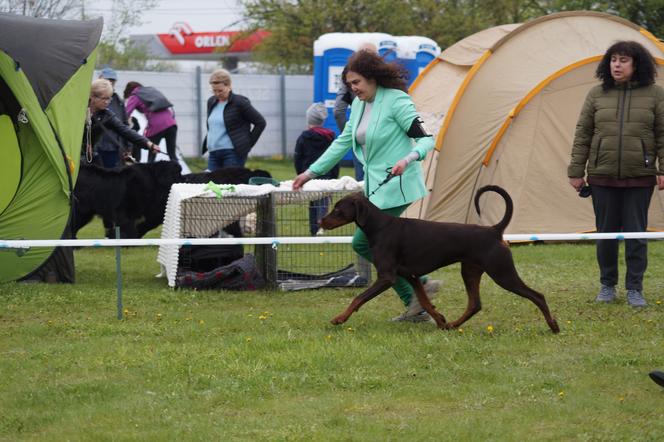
[82,79,158,165]
[202,69,266,170]
[568,41,664,307]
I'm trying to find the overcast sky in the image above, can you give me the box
[87,0,246,35]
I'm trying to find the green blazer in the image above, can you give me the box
[308,86,434,209]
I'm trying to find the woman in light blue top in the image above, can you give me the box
[293,50,439,322]
[202,69,266,170]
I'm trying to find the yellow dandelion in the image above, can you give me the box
[123,308,129,315]
[156,313,162,320]
[325,335,332,340]
[185,317,192,321]
[246,337,252,342]
[259,315,268,320]
[566,320,571,325]
[558,391,565,398]
[487,325,494,334]
[347,327,354,332]
[458,328,464,333]
[656,300,662,305]
[619,396,625,402]
[199,320,205,325]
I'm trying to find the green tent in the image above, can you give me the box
[0,13,102,283]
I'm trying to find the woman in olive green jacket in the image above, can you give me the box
[293,50,439,322]
[568,41,664,307]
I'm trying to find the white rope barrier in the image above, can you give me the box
[0,236,354,249]
[2,232,664,249]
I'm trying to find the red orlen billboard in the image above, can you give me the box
[158,22,269,55]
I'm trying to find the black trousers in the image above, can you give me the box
[590,185,653,290]
[134,125,177,162]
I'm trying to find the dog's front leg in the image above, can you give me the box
[331,278,393,325]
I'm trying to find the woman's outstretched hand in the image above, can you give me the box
[292,173,311,191]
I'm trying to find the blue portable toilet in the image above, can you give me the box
[416,41,440,74]
[395,36,441,85]
[378,38,398,62]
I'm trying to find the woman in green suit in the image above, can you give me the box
[293,50,439,322]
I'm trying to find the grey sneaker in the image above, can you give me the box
[595,285,616,303]
[626,289,647,307]
[390,310,431,323]
[404,279,441,316]
[391,279,441,322]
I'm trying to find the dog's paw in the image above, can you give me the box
[330,316,346,325]
[432,319,447,329]
[550,320,561,334]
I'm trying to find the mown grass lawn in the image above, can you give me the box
[1,160,663,441]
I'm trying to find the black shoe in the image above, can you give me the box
[649,371,664,388]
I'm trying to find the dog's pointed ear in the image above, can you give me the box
[353,195,369,227]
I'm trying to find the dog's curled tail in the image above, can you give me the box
[474,185,513,235]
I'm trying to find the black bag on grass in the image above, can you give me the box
[176,254,265,290]
[178,243,244,272]
[178,222,244,272]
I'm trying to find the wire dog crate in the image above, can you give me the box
[177,190,371,290]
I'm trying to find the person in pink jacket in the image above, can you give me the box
[124,81,178,162]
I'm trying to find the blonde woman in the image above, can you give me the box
[82,79,158,166]
[201,69,266,170]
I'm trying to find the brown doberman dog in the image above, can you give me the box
[320,186,560,333]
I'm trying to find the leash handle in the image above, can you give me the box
[85,108,93,163]
[368,167,402,199]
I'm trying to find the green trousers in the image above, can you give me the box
[351,203,427,307]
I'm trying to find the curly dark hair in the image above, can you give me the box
[343,50,409,93]
[123,81,143,99]
[596,41,656,91]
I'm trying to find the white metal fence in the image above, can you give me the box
[97,69,314,158]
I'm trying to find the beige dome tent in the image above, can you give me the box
[408,11,664,234]
[405,23,520,220]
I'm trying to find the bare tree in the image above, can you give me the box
[102,0,158,46]
[0,0,81,19]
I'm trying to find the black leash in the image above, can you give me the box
[367,167,406,201]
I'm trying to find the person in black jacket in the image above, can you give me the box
[294,102,338,235]
[95,67,130,168]
[202,69,266,170]
[82,79,159,165]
